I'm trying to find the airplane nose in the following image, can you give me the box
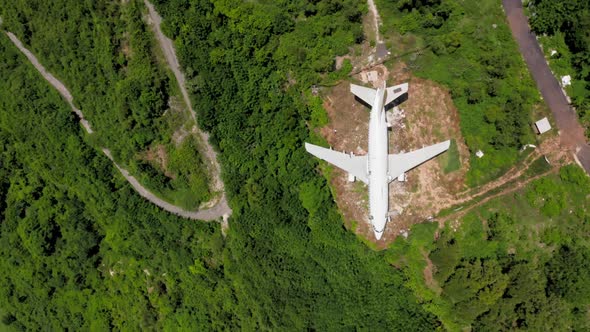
[374,229,384,240]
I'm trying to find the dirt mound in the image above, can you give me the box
[318,64,469,248]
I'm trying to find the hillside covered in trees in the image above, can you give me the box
[1,0,590,330]
[1,0,212,209]
[390,164,590,330]
[0,0,435,330]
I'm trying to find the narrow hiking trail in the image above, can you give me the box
[5,28,230,222]
[442,137,567,211]
[438,167,559,225]
[367,0,382,44]
[435,137,570,225]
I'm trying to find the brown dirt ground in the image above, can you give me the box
[319,63,470,248]
[141,144,175,179]
[121,31,132,61]
[438,147,570,226]
[422,248,442,294]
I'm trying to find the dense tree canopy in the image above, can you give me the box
[0,35,228,330]
[0,0,437,329]
[390,165,590,330]
[2,0,589,330]
[0,0,212,208]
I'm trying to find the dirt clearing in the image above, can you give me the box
[140,144,174,178]
[318,63,469,248]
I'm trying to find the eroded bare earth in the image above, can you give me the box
[319,63,469,247]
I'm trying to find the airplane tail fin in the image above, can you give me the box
[351,83,408,107]
[385,83,408,106]
[350,84,376,107]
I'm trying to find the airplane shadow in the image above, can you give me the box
[353,92,409,112]
[354,96,373,110]
[385,92,408,112]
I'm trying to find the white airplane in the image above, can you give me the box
[305,83,450,240]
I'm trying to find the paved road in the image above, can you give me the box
[502,0,590,174]
[5,30,230,221]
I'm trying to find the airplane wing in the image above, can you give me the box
[385,83,408,106]
[305,143,368,184]
[387,140,451,181]
[350,84,376,107]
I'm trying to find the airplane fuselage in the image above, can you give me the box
[367,87,389,239]
[304,82,450,241]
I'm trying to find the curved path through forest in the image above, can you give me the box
[143,0,231,219]
[502,0,590,175]
[5,30,230,222]
[143,0,225,196]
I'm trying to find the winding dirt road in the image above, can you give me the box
[367,0,382,44]
[367,0,389,60]
[143,0,224,194]
[502,0,590,174]
[5,29,230,221]
[6,32,94,134]
[143,0,231,218]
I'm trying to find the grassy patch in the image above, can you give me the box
[524,156,552,177]
[439,139,461,173]
[376,0,540,186]
[133,135,211,210]
[307,92,329,127]
[0,307,16,331]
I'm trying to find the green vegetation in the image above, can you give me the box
[0,0,438,329]
[528,0,590,137]
[391,165,590,330]
[3,0,589,329]
[0,0,211,208]
[524,155,552,177]
[0,34,227,330]
[134,135,212,210]
[537,32,576,80]
[307,92,329,127]
[439,139,460,173]
[377,0,540,186]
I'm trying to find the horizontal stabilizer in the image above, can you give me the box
[305,143,368,184]
[388,140,451,181]
[385,83,408,106]
[350,84,376,107]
